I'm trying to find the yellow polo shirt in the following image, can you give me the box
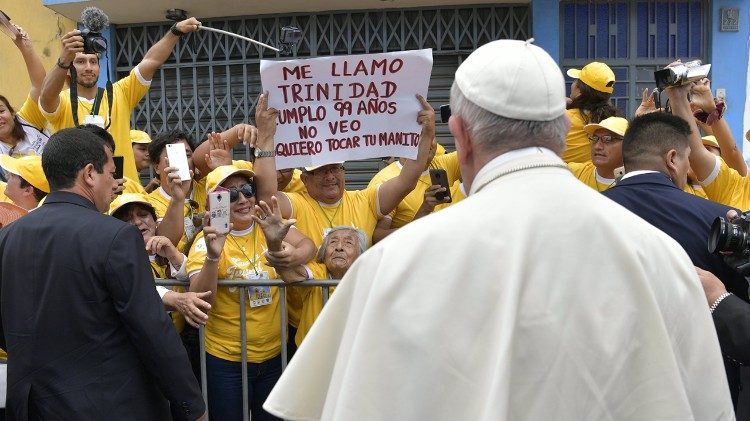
[150,258,185,333]
[187,227,281,363]
[563,108,591,164]
[18,95,48,130]
[233,159,306,194]
[0,181,9,203]
[435,180,467,212]
[567,161,615,192]
[123,177,147,195]
[286,187,381,248]
[700,156,750,209]
[40,68,150,180]
[368,152,461,228]
[292,262,334,346]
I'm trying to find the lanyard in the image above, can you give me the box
[227,226,259,276]
[314,199,342,229]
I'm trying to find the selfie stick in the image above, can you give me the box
[199,25,280,52]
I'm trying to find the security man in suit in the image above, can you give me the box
[0,128,206,420]
[602,111,748,411]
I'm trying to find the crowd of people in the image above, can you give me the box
[0,15,749,421]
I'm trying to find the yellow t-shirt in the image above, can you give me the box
[563,108,591,164]
[567,161,615,192]
[368,152,461,228]
[147,178,207,254]
[18,95,47,130]
[701,156,750,209]
[286,187,381,247]
[150,258,186,333]
[434,180,467,212]
[123,176,147,195]
[40,68,150,180]
[187,227,281,363]
[292,262,334,346]
[683,183,708,199]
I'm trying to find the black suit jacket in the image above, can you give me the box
[603,172,748,300]
[714,294,750,365]
[0,192,204,420]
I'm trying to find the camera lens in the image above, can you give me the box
[708,216,748,254]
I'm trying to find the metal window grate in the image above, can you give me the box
[115,5,531,189]
[560,0,708,117]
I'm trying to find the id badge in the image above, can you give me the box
[83,114,105,128]
[248,271,272,308]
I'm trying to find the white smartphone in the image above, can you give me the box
[166,143,192,181]
[208,190,231,235]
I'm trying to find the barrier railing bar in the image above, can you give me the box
[239,287,250,421]
[279,287,288,370]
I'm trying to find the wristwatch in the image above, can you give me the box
[254,149,276,158]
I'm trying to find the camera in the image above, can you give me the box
[278,26,302,55]
[708,211,750,274]
[654,60,711,90]
[80,29,107,55]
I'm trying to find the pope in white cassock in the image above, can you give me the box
[264,39,735,420]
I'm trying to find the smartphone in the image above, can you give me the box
[208,190,231,235]
[113,156,124,180]
[166,143,191,181]
[429,168,452,203]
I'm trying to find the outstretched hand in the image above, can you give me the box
[253,196,296,249]
[204,132,232,170]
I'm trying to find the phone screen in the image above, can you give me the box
[166,143,192,181]
[113,156,124,180]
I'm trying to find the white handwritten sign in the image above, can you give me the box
[260,49,433,169]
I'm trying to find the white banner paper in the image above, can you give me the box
[260,49,433,169]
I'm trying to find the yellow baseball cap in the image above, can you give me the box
[130,130,152,144]
[205,165,255,193]
[702,135,720,150]
[0,154,50,192]
[583,116,628,137]
[108,192,156,216]
[567,62,616,94]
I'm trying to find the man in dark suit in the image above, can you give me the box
[602,111,748,411]
[0,128,206,420]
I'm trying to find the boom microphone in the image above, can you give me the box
[80,7,109,33]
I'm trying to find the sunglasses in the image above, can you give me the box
[588,134,623,145]
[228,183,255,202]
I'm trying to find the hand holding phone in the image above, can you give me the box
[166,143,192,181]
[429,168,452,203]
[208,190,231,235]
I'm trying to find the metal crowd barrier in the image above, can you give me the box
[156,279,339,421]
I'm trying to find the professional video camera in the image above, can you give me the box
[654,60,711,90]
[278,26,302,55]
[79,7,109,55]
[708,211,750,275]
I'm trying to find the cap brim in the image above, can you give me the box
[210,168,255,192]
[0,154,19,176]
[108,195,156,216]
[583,123,625,137]
[566,68,581,79]
[304,161,345,172]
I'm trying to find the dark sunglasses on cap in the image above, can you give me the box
[228,183,256,202]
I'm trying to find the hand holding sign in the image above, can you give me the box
[255,92,279,151]
[261,49,433,169]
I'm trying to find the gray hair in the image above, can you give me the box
[316,226,368,263]
[449,81,568,155]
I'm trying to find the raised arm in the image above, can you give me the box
[253,197,311,281]
[136,17,201,81]
[40,30,83,113]
[193,125,257,178]
[377,95,436,215]
[155,166,187,246]
[665,80,715,181]
[188,219,229,306]
[253,93,293,218]
[12,25,46,101]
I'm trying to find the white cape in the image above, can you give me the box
[265,153,734,421]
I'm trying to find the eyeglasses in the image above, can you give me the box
[588,134,623,145]
[307,165,344,177]
[228,183,255,202]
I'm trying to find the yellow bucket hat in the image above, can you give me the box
[205,165,255,193]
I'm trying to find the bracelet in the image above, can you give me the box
[254,149,276,158]
[56,58,71,70]
[710,292,732,314]
[170,23,186,37]
[205,255,220,262]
